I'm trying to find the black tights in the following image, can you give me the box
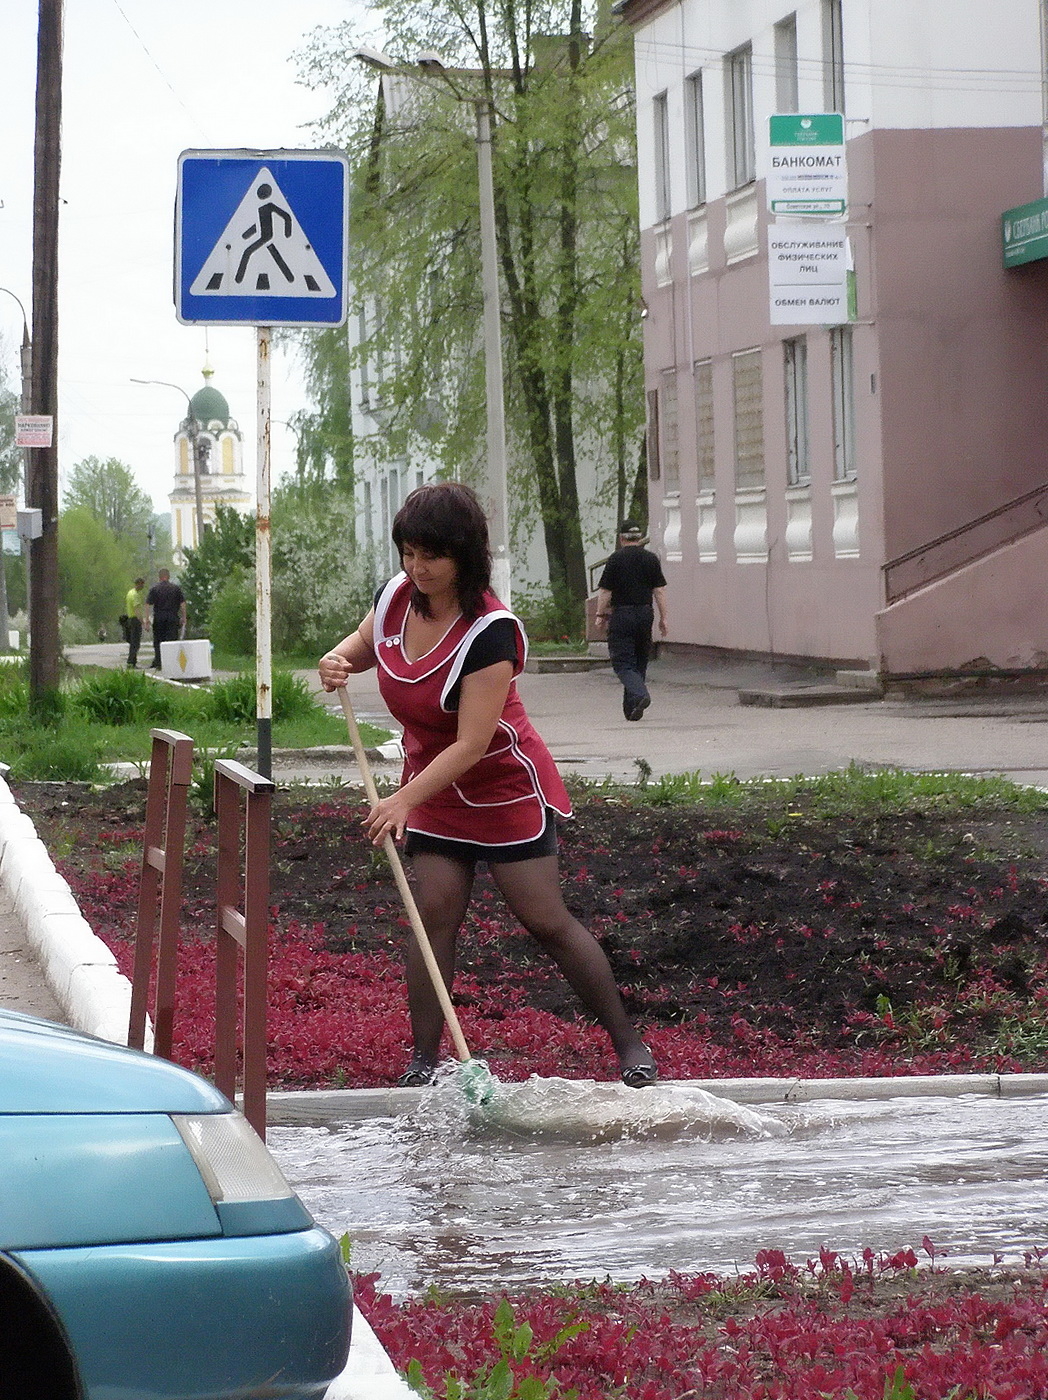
[406,851,651,1070]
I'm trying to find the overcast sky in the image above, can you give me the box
[0,0,372,515]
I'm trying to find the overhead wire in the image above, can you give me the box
[631,39,1043,95]
[107,0,214,140]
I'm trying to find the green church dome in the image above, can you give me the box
[189,383,230,427]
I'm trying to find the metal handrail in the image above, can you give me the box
[883,480,1048,604]
[213,759,274,1139]
[129,730,194,1056]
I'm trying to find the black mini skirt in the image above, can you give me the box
[403,807,560,865]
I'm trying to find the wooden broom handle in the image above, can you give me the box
[336,687,472,1064]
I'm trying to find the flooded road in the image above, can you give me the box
[270,1084,1048,1297]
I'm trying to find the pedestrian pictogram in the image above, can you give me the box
[189,168,336,298]
[176,150,349,327]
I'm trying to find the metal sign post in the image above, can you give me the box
[256,326,272,779]
[176,149,349,777]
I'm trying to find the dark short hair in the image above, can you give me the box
[134,578,145,588]
[392,482,492,619]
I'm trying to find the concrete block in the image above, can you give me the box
[0,810,41,858]
[997,1074,1048,1097]
[324,1312,416,1400]
[65,963,133,1045]
[17,886,82,944]
[37,913,118,1004]
[7,852,74,933]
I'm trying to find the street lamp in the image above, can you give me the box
[352,47,513,604]
[130,378,207,546]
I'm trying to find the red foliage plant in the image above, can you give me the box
[355,1248,1048,1400]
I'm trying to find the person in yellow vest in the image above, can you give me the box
[123,577,146,669]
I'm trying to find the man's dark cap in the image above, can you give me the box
[619,520,645,540]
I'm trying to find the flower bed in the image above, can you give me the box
[16,780,1048,1087]
[356,1246,1048,1399]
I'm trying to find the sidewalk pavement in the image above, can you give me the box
[294,648,1048,789]
[8,643,1048,1027]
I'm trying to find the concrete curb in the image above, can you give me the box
[266,1070,1048,1124]
[0,776,134,1044]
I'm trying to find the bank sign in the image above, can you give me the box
[1002,196,1048,269]
[767,114,847,218]
[768,225,849,325]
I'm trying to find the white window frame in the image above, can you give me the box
[694,358,715,492]
[830,327,855,481]
[823,0,845,114]
[732,348,765,491]
[784,337,810,486]
[653,91,671,222]
[726,45,756,189]
[774,14,799,114]
[661,370,680,492]
[685,71,707,208]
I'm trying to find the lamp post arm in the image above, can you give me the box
[131,377,206,547]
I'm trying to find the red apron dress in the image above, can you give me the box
[374,573,571,848]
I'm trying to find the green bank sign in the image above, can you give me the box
[1002,196,1048,268]
[769,114,845,147]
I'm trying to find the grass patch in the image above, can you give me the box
[0,666,391,781]
[569,760,1048,821]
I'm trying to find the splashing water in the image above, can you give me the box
[411,1064,785,1143]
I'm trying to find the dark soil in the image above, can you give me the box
[16,779,1048,1076]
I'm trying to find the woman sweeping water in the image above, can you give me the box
[318,482,658,1090]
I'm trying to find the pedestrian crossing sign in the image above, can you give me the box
[176,149,349,326]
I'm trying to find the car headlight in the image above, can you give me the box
[172,1111,294,1203]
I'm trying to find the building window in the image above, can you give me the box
[830,327,855,480]
[726,45,755,188]
[685,71,706,207]
[694,359,715,492]
[774,14,799,113]
[823,0,845,113]
[732,349,764,490]
[784,337,810,485]
[653,92,671,222]
[661,371,680,491]
[646,387,661,480]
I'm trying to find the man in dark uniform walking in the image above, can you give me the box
[594,522,668,720]
[146,569,187,670]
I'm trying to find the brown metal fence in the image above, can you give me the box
[128,729,194,1056]
[213,759,274,1139]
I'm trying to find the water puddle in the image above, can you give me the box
[269,1082,1048,1297]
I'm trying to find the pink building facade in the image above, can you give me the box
[620,0,1048,676]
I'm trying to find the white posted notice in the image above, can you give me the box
[768,225,849,325]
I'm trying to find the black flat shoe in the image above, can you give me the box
[619,1047,658,1088]
[397,1058,437,1088]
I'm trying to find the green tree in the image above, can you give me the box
[179,505,254,635]
[57,507,130,630]
[270,486,377,656]
[298,1,645,629]
[0,366,23,495]
[285,328,354,501]
[65,455,153,536]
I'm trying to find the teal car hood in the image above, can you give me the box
[0,1010,229,1114]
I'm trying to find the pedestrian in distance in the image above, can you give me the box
[594,521,668,721]
[146,569,187,670]
[318,482,658,1090]
[123,577,146,669]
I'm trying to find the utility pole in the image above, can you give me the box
[29,0,63,702]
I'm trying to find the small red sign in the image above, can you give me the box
[15,415,53,448]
